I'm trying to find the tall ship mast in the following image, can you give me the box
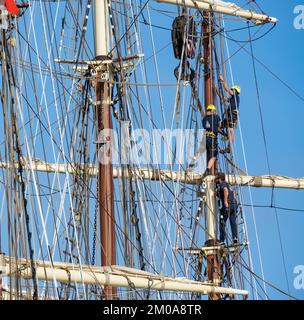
[0,0,301,300]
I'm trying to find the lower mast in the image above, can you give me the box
[95,0,116,299]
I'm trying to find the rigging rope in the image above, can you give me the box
[222,16,262,299]
[247,22,291,297]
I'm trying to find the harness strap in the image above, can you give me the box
[205,131,217,139]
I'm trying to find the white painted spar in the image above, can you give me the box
[155,0,278,24]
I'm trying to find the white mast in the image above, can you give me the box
[95,0,109,56]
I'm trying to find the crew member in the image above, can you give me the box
[216,172,238,245]
[218,75,241,154]
[202,104,224,177]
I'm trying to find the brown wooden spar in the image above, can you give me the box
[203,12,221,300]
[94,0,116,299]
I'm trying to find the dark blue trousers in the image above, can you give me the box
[219,206,238,243]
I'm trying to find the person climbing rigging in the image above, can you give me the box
[202,104,224,177]
[218,74,241,154]
[172,12,197,82]
[215,172,238,245]
[172,12,204,118]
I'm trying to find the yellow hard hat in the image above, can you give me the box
[207,104,216,111]
[231,85,241,94]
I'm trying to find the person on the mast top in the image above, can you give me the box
[218,74,241,154]
[215,172,238,246]
[202,104,224,177]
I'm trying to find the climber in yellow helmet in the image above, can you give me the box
[218,75,241,154]
[202,104,225,177]
[189,104,226,175]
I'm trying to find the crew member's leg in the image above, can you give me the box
[204,137,218,176]
[229,206,238,243]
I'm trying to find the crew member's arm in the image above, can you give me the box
[223,187,229,209]
[215,85,227,105]
[219,75,234,96]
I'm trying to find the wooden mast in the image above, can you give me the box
[203,11,221,300]
[94,0,116,299]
